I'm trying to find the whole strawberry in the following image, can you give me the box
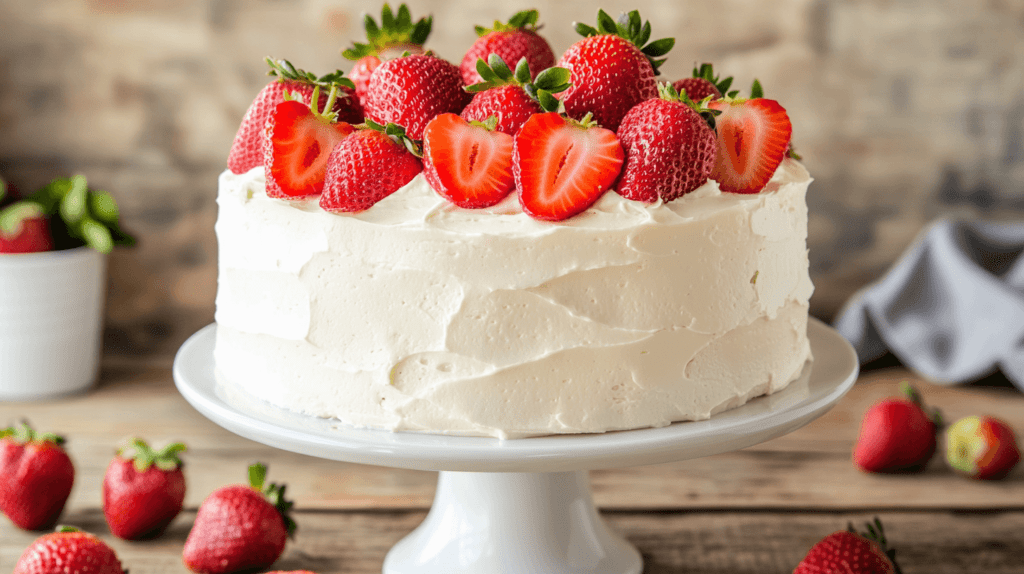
[616,83,719,202]
[183,462,295,574]
[946,415,1020,480]
[0,423,74,530]
[460,10,555,86]
[103,438,187,540]
[320,121,423,213]
[794,518,902,574]
[461,55,571,135]
[556,9,673,131]
[363,53,471,140]
[13,526,125,574]
[671,63,737,102]
[342,4,432,105]
[853,383,941,474]
[227,58,361,175]
[0,202,53,253]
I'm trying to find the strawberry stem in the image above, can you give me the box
[0,421,66,446]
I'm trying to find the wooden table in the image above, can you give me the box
[1,358,1022,573]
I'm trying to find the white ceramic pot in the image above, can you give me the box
[0,247,107,400]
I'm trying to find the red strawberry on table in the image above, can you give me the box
[946,415,1020,480]
[556,9,673,132]
[363,53,471,140]
[853,383,941,473]
[423,113,515,208]
[460,9,555,86]
[183,462,295,574]
[794,518,902,574]
[461,54,571,135]
[616,83,719,202]
[0,201,53,253]
[103,438,187,540]
[228,58,361,176]
[0,422,74,530]
[13,526,125,574]
[265,85,356,199]
[708,88,793,194]
[514,112,624,221]
[342,4,432,105]
[672,62,737,102]
[320,121,423,213]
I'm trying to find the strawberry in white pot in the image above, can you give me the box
[0,174,134,400]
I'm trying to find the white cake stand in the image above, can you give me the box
[173,318,857,574]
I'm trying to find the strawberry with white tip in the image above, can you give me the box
[342,4,432,105]
[264,85,356,199]
[708,80,793,194]
[228,58,361,175]
[556,9,673,132]
[514,112,624,221]
[460,9,555,86]
[616,83,719,202]
[461,54,571,136]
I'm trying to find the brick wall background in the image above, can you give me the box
[2,0,1022,356]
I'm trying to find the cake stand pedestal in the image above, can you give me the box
[174,318,857,574]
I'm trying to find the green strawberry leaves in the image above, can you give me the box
[266,58,355,91]
[12,174,135,253]
[657,82,723,130]
[475,9,540,36]
[343,4,433,60]
[118,438,187,472]
[466,55,571,113]
[751,79,764,99]
[848,517,904,574]
[364,119,423,157]
[691,63,739,98]
[0,421,66,446]
[248,462,297,538]
[574,9,674,74]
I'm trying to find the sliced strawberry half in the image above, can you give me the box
[264,87,355,199]
[708,98,792,194]
[423,113,515,208]
[513,112,624,221]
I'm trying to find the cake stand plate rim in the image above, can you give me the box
[173,317,858,472]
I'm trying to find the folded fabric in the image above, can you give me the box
[834,219,1024,391]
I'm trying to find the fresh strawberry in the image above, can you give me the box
[227,58,361,175]
[947,415,1020,480]
[461,55,571,135]
[616,83,719,202]
[514,112,624,221]
[853,383,941,474]
[183,462,295,574]
[708,93,792,194]
[423,114,515,208]
[794,518,902,574]
[264,86,356,199]
[342,4,432,105]
[0,202,53,253]
[0,423,74,531]
[103,438,187,540]
[556,9,673,132]
[13,526,125,574]
[460,9,555,86]
[320,122,423,213]
[363,53,471,141]
[671,62,737,102]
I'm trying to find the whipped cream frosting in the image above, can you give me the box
[214,160,814,438]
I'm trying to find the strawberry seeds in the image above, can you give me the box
[227,6,797,222]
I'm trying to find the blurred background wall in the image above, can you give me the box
[1,0,1022,356]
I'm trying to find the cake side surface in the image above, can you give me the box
[214,159,813,438]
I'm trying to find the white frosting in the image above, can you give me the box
[214,160,814,438]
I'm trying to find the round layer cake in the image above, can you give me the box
[213,158,813,439]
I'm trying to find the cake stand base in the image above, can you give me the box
[174,318,858,574]
[384,471,639,574]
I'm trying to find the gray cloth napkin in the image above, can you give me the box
[834,219,1024,391]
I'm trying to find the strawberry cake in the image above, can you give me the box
[213,7,814,439]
